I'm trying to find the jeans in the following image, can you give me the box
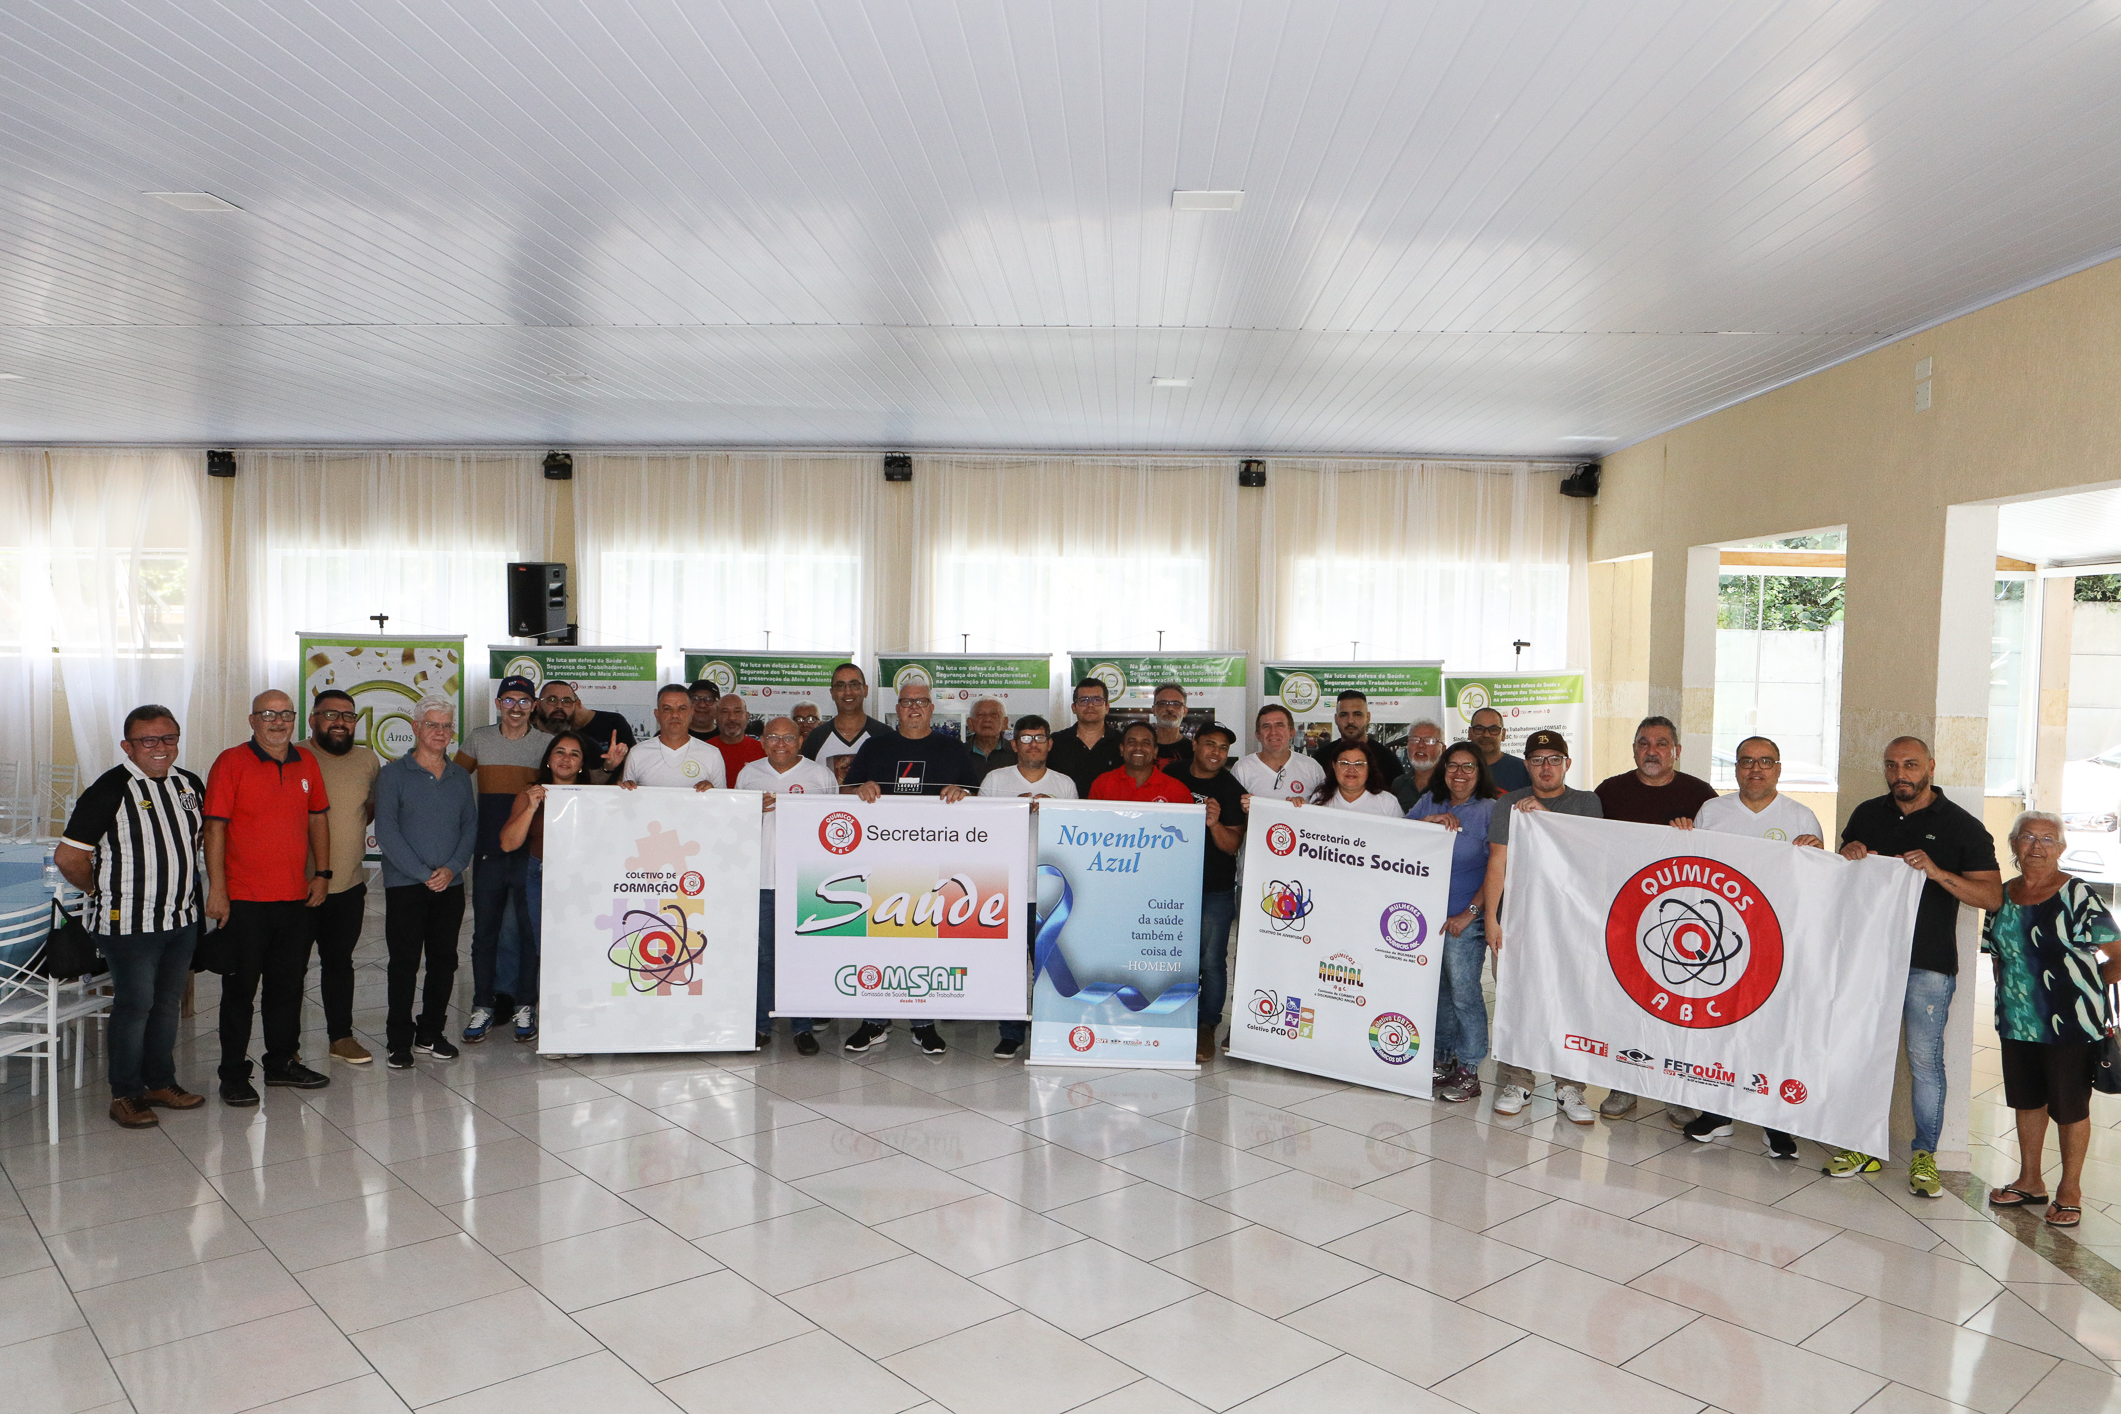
[516,857,543,1007]
[104,923,197,1098]
[1199,884,1236,1028]
[310,883,366,1040]
[218,900,315,1083]
[755,890,812,1036]
[470,851,530,1009]
[1905,967,1956,1155]
[999,903,1039,1043]
[385,885,464,1051]
[1432,919,1488,1068]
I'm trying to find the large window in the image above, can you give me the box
[1713,533,1844,790]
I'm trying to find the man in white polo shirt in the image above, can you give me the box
[1230,703,1325,809]
[737,717,839,1056]
[620,684,729,791]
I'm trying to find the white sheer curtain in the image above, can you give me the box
[223,452,552,745]
[908,456,1244,676]
[0,451,53,780]
[1262,460,1587,671]
[576,453,873,662]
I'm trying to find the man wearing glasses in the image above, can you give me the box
[736,717,840,1055]
[1465,707,1533,793]
[203,690,334,1104]
[534,679,633,780]
[374,698,478,1069]
[1048,678,1124,798]
[982,716,1075,1059]
[1150,683,1196,773]
[307,690,379,1065]
[453,676,551,1043]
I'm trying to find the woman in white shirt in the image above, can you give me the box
[1315,740,1403,816]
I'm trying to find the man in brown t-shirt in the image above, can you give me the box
[307,690,379,1065]
[1589,714,1719,1118]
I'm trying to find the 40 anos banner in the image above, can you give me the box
[877,653,1051,738]
[1031,802,1205,1068]
[299,634,467,760]
[489,645,659,741]
[536,785,762,1053]
[1228,799,1454,1098]
[1445,670,1588,785]
[1068,652,1248,735]
[1263,661,1443,758]
[683,651,850,729]
[775,796,1032,1019]
[1491,811,1922,1156]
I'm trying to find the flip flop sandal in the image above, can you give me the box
[1989,1185,2050,1207]
[2046,1203,2083,1228]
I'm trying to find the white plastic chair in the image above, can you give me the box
[0,901,63,1143]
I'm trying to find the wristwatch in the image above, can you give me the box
[313,870,333,880]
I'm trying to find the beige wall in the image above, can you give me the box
[1588,556,1652,781]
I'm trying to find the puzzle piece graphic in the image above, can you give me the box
[625,822,700,875]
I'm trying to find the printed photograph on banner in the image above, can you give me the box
[488,645,660,743]
[1030,802,1205,1068]
[1066,652,1248,737]
[774,795,1032,1019]
[536,785,762,1053]
[877,653,1052,739]
[1445,670,1588,784]
[1262,661,1443,759]
[682,650,848,735]
[1488,810,1923,1155]
[1227,799,1453,1098]
[299,634,466,760]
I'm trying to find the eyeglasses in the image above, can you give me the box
[415,719,453,731]
[1072,695,1105,705]
[900,699,933,709]
[1526,754,1566,767]
[1015,733,1049,744]
[251,710,297,724]
[1333,759,1369,770]
[127,733,180,748]
[498,697,534,709]
[1736,756,1780,769]
[763,733,800,743]
[312,710,357,724]
[2019,834,2062,849]
[1442,763,1479,774]
[541,696,579,708]
[1466,723,1502,734]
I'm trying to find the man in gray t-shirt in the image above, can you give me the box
[1479,731,1610,1125]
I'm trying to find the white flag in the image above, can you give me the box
[1492,810,1924,1155]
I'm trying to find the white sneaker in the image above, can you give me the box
[1492,1084,1531,1116]
[1557,1085,1596,1125]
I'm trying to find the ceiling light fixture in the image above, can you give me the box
[145,191,242,212]
[0,373,23,381]
[1558,436,1608,442]
[1149,377,1192,388]
[1172,190,1243,212]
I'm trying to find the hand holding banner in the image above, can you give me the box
[1491,810,1924,1155]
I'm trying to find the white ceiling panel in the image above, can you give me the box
[1,0,2119,451]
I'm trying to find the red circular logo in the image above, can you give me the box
[1780,1079,1808,1105]
[1068,1026,1095,1052]
[1604,855,1783,1029]
[678,871,705,897]
[1266,822,1296,856]
[819,811,861,854]
[856,965,882,990]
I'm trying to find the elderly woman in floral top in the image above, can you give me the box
[1983,810,2121,1227]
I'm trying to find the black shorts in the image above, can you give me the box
[2000,1037,2100,1124]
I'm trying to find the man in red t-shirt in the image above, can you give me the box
[204,689,333,1106]
[706,690,766,777]
[1090,721,1197,805]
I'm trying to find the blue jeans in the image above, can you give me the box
[471,851,530,1009]
[756,891,813,1036]
[1199,884,1236,1028]
[104,922,197,1098]
[517,856,543,1007]
[1432,919,1488,1068]
[1905,967,1956,1155]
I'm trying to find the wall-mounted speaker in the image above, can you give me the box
[508,562,568,638]
[1238,458,1266,488]
[1559,463,1601,498]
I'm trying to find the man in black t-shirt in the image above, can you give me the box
[1833,735,2001,1196]
[1306,690,1400,787]
[535,680,635,781]
[1048,678,1124,796]
[1171,724,1246,1063]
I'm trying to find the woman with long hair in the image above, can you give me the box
[1413,742,1502,1101]
[497,730,589,1045]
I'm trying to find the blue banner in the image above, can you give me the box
[1031,802,1206,1068]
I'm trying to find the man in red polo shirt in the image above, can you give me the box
[1089,721,1196,805]
[204,689,333,1106]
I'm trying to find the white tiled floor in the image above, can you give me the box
[7,905,2121,1414]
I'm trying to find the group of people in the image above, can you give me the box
[50,669,2120,1229]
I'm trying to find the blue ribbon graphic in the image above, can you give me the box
[1034,864,1200,1013]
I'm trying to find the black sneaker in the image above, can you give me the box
[843,1022,889,1054]
[1766,1131,1798,1160]
[413,1036,460,1061]
[263,1062,330,1090]
[1682,1114,1734,1143]
[756,1032,772,1051]
[793,1032,820,1057]
[992,1036,1023,1060]
[219,1077,260,1107]
[912,1025,947,1056]
[386,1050,415,1070]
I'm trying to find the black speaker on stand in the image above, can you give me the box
[508,563,568,639]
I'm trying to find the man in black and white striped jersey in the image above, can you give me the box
[56,704,210,1129]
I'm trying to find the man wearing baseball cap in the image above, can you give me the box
[1481,729,1608,1124]
[453,676,551,1043]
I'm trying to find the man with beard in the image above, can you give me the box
[452,677,550,1043]
[1391,719,1447,812]
[1150,682,1195,773]
[307,690,379,1064]
[535,679,633,780]
[1831,736,2001,1196]
[1306,690,1401,787]
[1048,677,1123,797]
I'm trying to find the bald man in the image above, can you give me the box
[1831,736,2002,1196]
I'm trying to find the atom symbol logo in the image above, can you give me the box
[1606,855,1783,1029]
[1260,879,1313,934]
[1642,894,1743,988]
[608,905,709,993]
[819,811,861,854]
